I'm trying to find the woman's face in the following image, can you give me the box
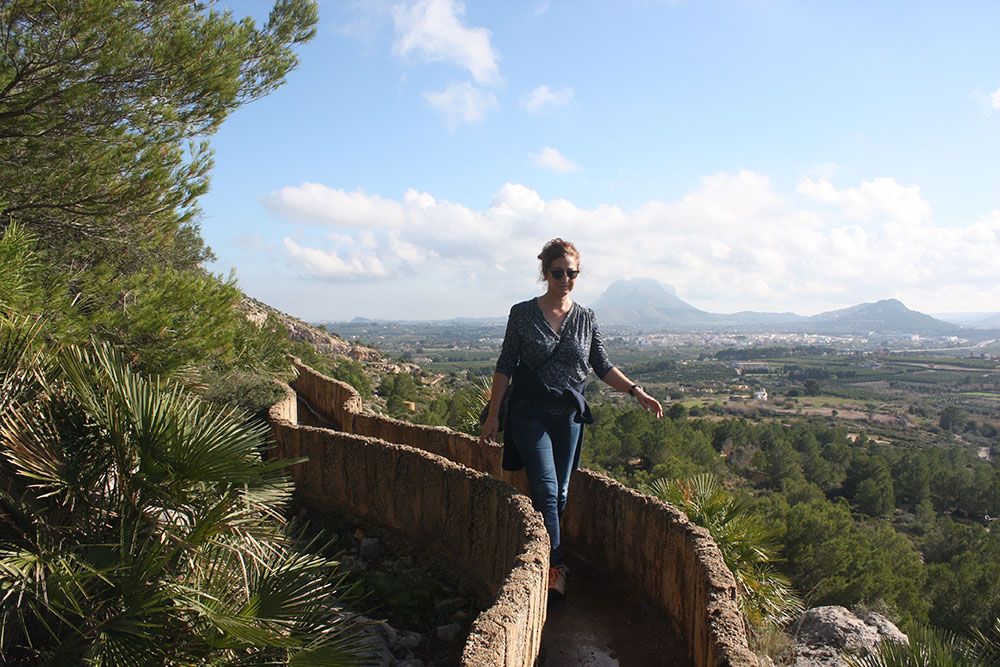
[543,255,579,297]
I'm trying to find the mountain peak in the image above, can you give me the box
[591,279,709,325]
[810,299,956,334]
[603,278,678,297]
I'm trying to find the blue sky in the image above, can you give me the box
[202,0,1000,321]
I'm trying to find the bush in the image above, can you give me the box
[200,368,287,419]
[0,325,366,664]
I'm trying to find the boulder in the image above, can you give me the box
[782,606,908,666]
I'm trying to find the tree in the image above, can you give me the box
[0,322,365,663]
[777,499,928,627]
[893,452,931,509]
[753,437,805,489]
[667,402,687,419]
[939,406,965,432]
[1,0,318,271]
[856,478,894,517]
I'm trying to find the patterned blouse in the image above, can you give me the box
[495,298,615,411]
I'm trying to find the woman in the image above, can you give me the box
[479,238,662,599]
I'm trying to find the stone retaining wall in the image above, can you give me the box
[284,359,757,666]
[268,381,550,666]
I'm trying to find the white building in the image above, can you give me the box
[753,388,768,401]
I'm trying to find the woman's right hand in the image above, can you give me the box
[479,414,500,445]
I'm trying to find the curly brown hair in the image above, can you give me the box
[537,238,581,280]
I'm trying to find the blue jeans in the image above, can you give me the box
[508,399,581,567]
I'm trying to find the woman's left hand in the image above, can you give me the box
[635,389,663,418]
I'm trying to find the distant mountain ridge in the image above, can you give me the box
[590,279,965,335]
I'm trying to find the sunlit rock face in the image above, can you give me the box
[779,605,907,666]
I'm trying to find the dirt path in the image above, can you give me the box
[538,551,686,666]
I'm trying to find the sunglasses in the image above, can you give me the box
[549,268,580,280]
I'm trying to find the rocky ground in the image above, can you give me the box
[292,504,481,666]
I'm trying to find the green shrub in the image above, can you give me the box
[0,323,366,664]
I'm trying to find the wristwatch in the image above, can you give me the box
[628,384,642,396]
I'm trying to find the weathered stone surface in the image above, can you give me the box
[353,619,395,666]
[344,616,427,666]
[857,611,909,646]
[782,606,908,666]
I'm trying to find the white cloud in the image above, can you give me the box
[971,86,1000,113]
[283,238,390,280]
[392,0,501,86]
[530,147,581,173]
[423,81,498,127]
[798,176,930,225]
[268,174,1000,313]
[521,84,574,113]
[264,183,406,226]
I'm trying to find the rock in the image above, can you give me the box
[347,615,427,665]
[857,611,908,646]
[372,620,400,646]
[359,537,383,560]
[398,631,424,650]
[350,618,394,667]
[397,555,414,569]
[339,555,367,572]
[449,609,469,623]
[785,606,908,667]
[434,596,464,613]
[797,606,881,655]
[436,622,463,642]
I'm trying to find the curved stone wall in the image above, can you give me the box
[268,381,550,666]
[282,359,756,666]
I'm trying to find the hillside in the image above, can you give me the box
[805,298,959,335]
[591,279,962,336]
[240,296,419,376]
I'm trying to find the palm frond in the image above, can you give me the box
[847,623,977,667]
[646,473,803,633]
[0,335,367,663]
[970,617,1000,664]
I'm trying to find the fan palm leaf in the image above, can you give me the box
[0,324,365,664]
[971,617,1000,664]
[647,474,803,633]
[846,623,980,667]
